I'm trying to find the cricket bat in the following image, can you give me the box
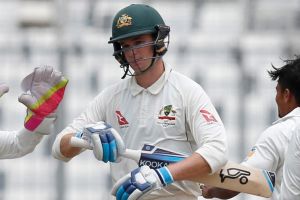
[70,137,275,198]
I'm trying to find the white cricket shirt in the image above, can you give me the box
[242,107,300,200]
[280,125,300,200]
[53,63,228,199]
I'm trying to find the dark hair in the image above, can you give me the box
[268,56,300,106]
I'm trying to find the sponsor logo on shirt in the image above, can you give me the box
[200,109,217,123]
[157,105,176,127]
[115,111,129,128]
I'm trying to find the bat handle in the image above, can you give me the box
[120,149,141,163]
[70,136,93,150]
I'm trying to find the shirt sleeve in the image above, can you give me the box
[0,129,43,159]
[0,117,55,159]
[241,125,286,171]
[186,86,228,174]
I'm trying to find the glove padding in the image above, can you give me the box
[0,82,9,98]
[18,66,68,131]
[111,165,174,200]
[76,121,126,163]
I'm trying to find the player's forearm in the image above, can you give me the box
[0,117,57,159]
[167,152,211,181]
[0,129,43,159]
[60,133,82,158]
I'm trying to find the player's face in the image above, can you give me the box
[120,34,154,73]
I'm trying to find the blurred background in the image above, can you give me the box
[0,0,299,199]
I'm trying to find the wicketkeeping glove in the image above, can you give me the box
[111,165,174,200]
[0,82,9,98]
[75,121,126,163]
[18,66,68,131]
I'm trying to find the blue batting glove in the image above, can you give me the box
[81,121,125,163]
[111,165,174,200]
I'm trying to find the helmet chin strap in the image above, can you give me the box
[135,54,158,75]
[121,65,130,79]
[121,54,162,79]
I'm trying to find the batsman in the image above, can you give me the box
[52,4,228,200]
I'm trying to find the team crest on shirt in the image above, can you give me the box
[115,110,129,128]
[157,105,176,127]
[243,146,257,162]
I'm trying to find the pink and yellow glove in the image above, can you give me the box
[18,66,68,131]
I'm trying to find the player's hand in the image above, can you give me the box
[0,82,9,98]
[201,185,214,198]
[18,66,68,131]
[75,121,126,163]
[111,165,174,200]
[201,185,238,199]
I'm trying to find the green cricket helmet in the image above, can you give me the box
[108,4,170,79]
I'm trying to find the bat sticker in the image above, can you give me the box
[138,144,186,169]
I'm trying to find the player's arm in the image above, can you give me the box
[202,124,282,199]
[0,118,53,159]
[168,152,211,181]
[173,89,228,178]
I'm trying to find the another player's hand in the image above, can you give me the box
[76,121,126,163]
[201,185,214,198]
[18,66,68,131]
[111,165,174,200]
[201,185,239,199]
[0,82,9,98]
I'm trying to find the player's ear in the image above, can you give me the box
[283,88,291,102]
[285,88,297,105]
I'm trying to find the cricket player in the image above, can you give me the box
[202,56,300,199]
[52,4,228,200]
[0,66,68,159]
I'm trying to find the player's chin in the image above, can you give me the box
[131,63,148,73]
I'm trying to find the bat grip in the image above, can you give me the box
[120,149,142,163]
[70,136,93,150]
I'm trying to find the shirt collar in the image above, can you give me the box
[272,107,300,125]
[130,63,172,96]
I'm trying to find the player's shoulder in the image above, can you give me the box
[168,69,204,91]
[258,118,295,142]
[269,114,300,133]
[96,79,129,99]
